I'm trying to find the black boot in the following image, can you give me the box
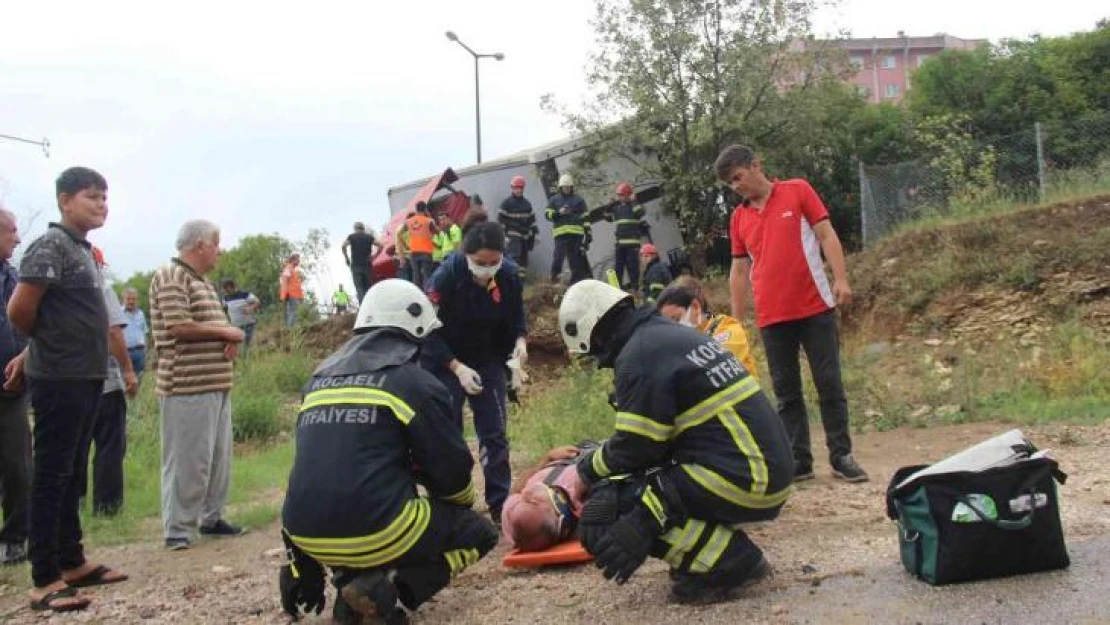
[668,556,771,605]
[339,571,409,625]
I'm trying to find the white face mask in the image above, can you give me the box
[467,257,502,280]
[679,307,700,328]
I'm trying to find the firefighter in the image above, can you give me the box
[545,173,590,285]
[279,279,499,625]
[498,175,538,279]
[639,243,672,303]
[557,280,793,605]
[423,221,527,526]
[603,182,648,290]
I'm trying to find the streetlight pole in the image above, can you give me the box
[0,133,51,157]
[445,31,503,164]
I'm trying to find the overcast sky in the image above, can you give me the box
[1,0,1104,297]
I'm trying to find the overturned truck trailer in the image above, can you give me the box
[375,134,684,281]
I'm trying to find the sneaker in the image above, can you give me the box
[793,465,816,482]
[199,520,247,537]
[1,542,27,566]
[340,571,409,625]
[831,455,870,483]
[669,556,772,605]
[165,537,191,551]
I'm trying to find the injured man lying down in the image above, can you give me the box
[501,443,596,551]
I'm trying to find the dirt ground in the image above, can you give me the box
[1,421,1107,625]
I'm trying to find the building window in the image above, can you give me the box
[884,84,900,99]
[916,54,930,67]
[857,85,871,98]
[881,55,897,69]
[850,56,864,71]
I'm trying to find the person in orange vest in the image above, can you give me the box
[397,202,439,288]
[279,253,305,326]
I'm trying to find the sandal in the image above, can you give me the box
[30,586,91,613]
[66,564,129,588]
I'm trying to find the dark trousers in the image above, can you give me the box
[351,268,372,303]
[410,253,434,290]
[436,363,511,514]
[127,347,146,377]
[760,310,852,468]
[550,235,590,284]
[28,378,103,587]
[613,244,641,289]
[89,390,127,515]
[0,393,30,545]
[507,238,530,273]
[335,502,498,611]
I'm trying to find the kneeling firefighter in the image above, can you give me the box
[558,280,795,604]
[279,279,499,624]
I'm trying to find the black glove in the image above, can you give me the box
[279,531,326,620]
[582,231,593,251]
[578,478,668,584]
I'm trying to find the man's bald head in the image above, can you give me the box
[0,207,20,262]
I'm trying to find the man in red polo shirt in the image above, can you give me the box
[715,144,867,484]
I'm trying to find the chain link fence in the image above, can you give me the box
[860,114,1110,246]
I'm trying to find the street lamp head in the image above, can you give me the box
[494,53,505,61]
[445,31,458,42]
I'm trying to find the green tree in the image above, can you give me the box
[214,233,295,308]
[114,270,155,313]
[551,0,899,251]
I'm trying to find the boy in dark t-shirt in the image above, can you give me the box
[5,167,128,613]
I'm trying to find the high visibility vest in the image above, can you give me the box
[433,224,462,261]
[281,263,304,299]
[405,215,435,254]
[334,290,350,306]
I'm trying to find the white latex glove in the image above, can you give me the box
[454,363,484,395]
[506,358,530,391]
[512,337,528,365]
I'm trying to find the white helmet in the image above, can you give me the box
[558,173,575,188]
[558,279,632,354]
[354,279,442,339]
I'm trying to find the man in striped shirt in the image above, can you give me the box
[150,220,246,551]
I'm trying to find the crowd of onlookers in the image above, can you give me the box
[0,167,259,613]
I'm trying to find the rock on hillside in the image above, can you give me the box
[846,195,1110,345]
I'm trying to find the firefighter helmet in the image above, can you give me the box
[558,279,632,354]
[616,182,634,196]
[354,279,442,338]
[510,175,526,189]
[558,173,575,188]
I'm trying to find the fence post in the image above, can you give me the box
[1034,121,1047,204]
[858,157,869,248]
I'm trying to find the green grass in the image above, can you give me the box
[70,341,311,548]
[844,317,1110,432]
[508,363,616,460]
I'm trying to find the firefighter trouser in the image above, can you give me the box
[331,501,498,611]
[654,465,784,578]
[506,238,529,278]
[551,235,589,285]
[613,244,641,290]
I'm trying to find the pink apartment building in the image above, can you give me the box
[836,32,986,103]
